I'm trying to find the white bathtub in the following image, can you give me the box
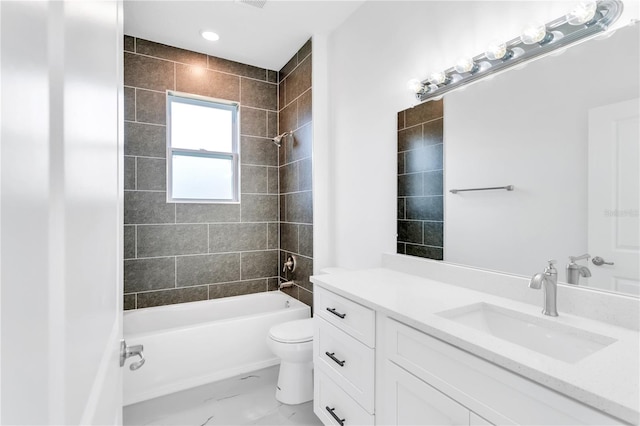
[123,291,310,406]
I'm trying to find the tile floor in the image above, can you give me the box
[123,366,323,426]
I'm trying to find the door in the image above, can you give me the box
[588,98,640,295]
[0,1,124,424]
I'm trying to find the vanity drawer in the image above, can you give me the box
[314,368,374,426]
[315,287,375,347]
[315,317,375,413]
[383,317,622,425]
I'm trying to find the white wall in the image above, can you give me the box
[312,33,333,273]
[324,0,639,270]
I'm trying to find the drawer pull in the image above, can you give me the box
[325,351,345,367]
[326,307,346,318]
[325,406,345,426]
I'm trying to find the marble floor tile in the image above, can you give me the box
[123,366,322,426]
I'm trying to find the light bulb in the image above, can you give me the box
[201,31,220,41]
[566,1,597,25]
[428,71,447,85]
[485,40,508,60]
[454,57,477,74]
[520,22,548,44]
[406,78,424,94]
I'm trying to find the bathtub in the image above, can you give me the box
[123,291,310,406]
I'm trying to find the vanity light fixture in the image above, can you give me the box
[409,0,623,103]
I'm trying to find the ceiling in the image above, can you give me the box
[123,0,365,71]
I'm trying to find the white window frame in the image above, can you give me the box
[166,91,240,204]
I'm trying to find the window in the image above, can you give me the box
[167,92,239,203]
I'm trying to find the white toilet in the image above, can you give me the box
[267,318,314,405]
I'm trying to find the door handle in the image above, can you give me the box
[120,340,145,370]
[592,256,614,266]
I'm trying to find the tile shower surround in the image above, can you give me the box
[397,100,444,260]
[277,40,314,308]
[123,36,313,310]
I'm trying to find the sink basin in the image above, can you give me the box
[437,303,617,363]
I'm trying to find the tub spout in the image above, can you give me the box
[279,280,295,290]
[120,340,146,371]
[130,357,145,371]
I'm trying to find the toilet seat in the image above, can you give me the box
[269,318,313,344]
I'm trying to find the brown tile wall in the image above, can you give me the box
[277,39,314,309]
[397,100,444,260]
[123,36,281,309]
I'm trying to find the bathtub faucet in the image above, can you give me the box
[120,340,146,371]
[279,280,295,290]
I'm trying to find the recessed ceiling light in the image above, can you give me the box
[201,31,220,42]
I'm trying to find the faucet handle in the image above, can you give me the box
[546,259,557,272]
[569,253,590,263]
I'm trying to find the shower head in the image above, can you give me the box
[272,131,291,148]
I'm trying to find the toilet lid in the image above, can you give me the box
[269,318,313,343]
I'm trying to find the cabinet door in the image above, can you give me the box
[381,361,469,426]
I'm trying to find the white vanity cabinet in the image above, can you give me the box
[314,287,376,425]
[378,317,624,426]
[312,281,630,426]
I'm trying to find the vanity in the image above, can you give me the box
[311,254,639,425]
[313,11,639,425]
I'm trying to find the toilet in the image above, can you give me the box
[267,269,346,405]
[267,318,314,405]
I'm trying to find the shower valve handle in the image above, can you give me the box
[282,255,297,273]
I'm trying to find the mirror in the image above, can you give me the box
[397,23,639,297]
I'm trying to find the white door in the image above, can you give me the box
[0,1,124,424]
[588,98,640,295]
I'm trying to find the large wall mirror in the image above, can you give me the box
[397,23,639,297]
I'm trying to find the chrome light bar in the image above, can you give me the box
[413,0,624,103]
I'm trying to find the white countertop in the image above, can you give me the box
[311,268,640,425]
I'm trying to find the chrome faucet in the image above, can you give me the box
[566,253,591,285]
[529,260,559,317]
